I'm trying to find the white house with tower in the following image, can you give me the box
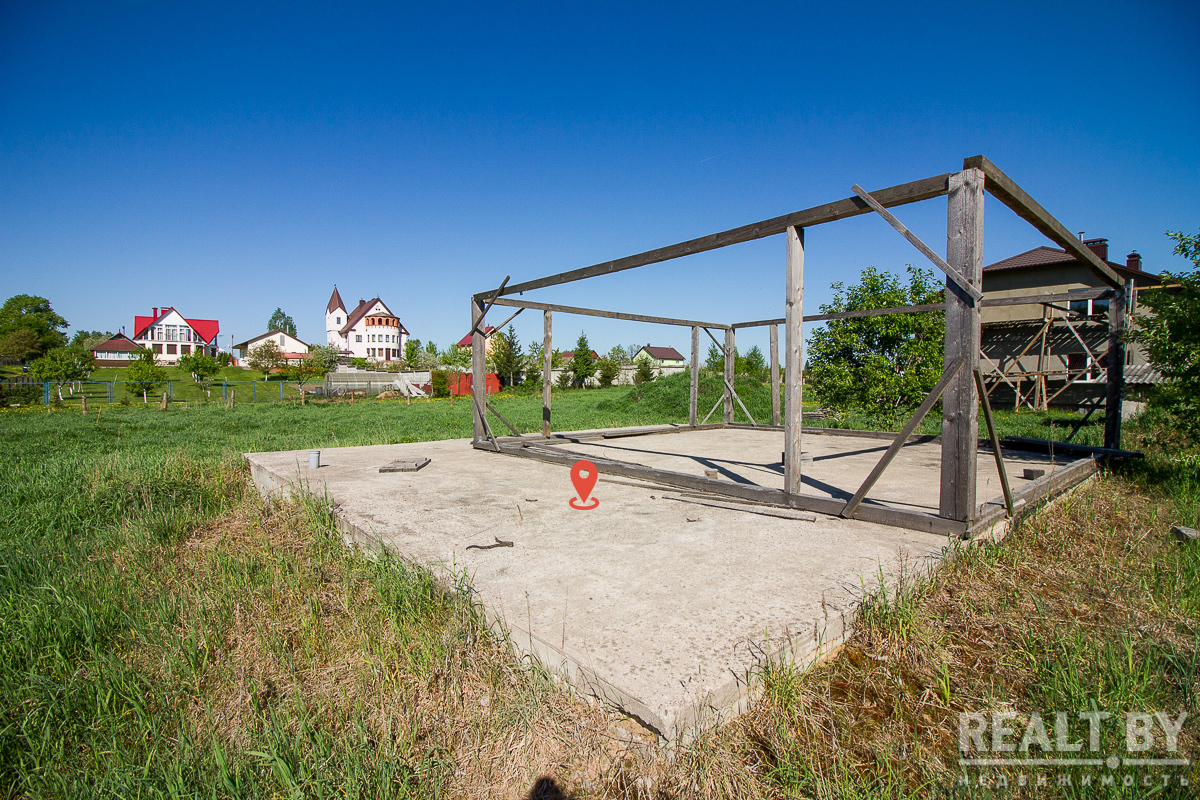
[325,287,409,362]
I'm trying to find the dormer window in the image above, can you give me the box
[336,316,341,324]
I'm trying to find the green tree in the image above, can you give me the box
[442,344,472,370]
[425,340,438,356]
[633,358,655,386]
[569,332,596,387]
[177,351,219,385]
[247,340,285,378]
[307,344,342,373]
[29,347,93,401]
[1129,229,1200,435]
[267,308,297,337]
[70,330,113,351]
[404,338,422,366]
[738,345,767,381]
[596,353,621,388]
[0,329,41,362]
[125,349,167,402]
[805,265,945,414]
[492,326,523,387]
[0,295,68,356]
[704,342,725,372]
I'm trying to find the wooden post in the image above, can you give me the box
[471,297,486,443]
[690,325,699,426]
[542,310,553,437]
[939,168,984,522]
[784,226,804,495]
[769,324,780,426]
[723,328,735,423]
[1105,288,1126,449]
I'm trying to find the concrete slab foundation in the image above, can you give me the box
[245,427,1069,742]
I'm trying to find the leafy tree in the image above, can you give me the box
[30,347,93,401]
[441,344,472,370]
[0,295,68,356]
[267,308,297,337]
[285,360,327,394]
[704,342,725,372]
[247,340,285,378]
[177,351,219,385]
[70,330,113,351]
[491,326,523,387]
[404,339,422,366]
[633,358,656,386]
[596,353,621,388]
[0,329,41,362]
[307,344,342,372]
[805,265,945,413]
[569,333,597,387]
[1129,229,1200,435]
[737,345,767,382]
[425,340,438,356]
[125,349,167,402]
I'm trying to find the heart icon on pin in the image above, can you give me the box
[569,460,599,510]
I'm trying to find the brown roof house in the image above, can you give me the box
[91,333,142,367]
[325,288,409,363]
[980,237,1161,410]
[633,345,686,368]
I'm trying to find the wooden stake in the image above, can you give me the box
[769,324,780,426]
[784,225,804,495]
[542,310,552,437]
[723,328,735,424]
[1105,288,1126,449]
[689,325,699,426]
[939,168,984,522]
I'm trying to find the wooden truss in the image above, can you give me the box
[468,156,1129,537]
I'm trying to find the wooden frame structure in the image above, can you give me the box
[467,156,1127,537]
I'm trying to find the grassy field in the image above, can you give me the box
[0,388,1193,797]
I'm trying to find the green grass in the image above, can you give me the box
[1,388,1192,797]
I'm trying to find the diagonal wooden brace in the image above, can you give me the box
[852,184,984,304]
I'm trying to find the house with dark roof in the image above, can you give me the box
[233,330,310,364]
[633,345,686,367]
[131,307,220,364]
[980,237,1161,409]
[91,333,141,367]
[325,287,409,363]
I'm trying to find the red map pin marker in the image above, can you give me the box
[569,460,599,510]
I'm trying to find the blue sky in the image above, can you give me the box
[2,1,1197,359]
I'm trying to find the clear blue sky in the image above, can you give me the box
[3,1,1197,359]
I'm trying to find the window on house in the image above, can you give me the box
[356,335,362,342]
[336,316,341,324]
[166,344,177,355]
[278,335,285,346]
[153,344,162,354]
[165,325,177,341]
[181,345,191,355]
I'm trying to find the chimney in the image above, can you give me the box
[1126,251,1142,271]
[152,307,158,317]
[1083,238,1108,261]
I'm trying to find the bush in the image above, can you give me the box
[0,381,41,406]
[430,370,448,398]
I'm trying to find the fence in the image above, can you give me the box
[0,378,348,406]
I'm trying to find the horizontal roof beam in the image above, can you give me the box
[489,297,730,329]
[477,173,953,299]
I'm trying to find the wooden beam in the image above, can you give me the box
[723,376,757,426]
[974,367,1014,518]
[542,310,552,437]
[723,328,735,424]
[471,297,486,443]
[490,440,966,536]
[784,225,805,495]
[486,401,520,436]
[970,455,1100,537]
[852,184,983,303]
[981,288,1110,308]
[1000,436,1142,461]
[939,168,985,522]
[964,155,1123,287]
[841,358,964,519]
[689,326,699,426]
[468,275,510,338]
[769,324,780,426]
[489,296,728,330]
[482,174,952,298]
[487,306,523,336]
[1105,289,1126,449]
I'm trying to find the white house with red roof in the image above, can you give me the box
[132,307,220,364]
[325,287,408,362]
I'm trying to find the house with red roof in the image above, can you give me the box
[91,333,141,367]
[325,287,409,362]
[131,307,220,364]
[633,345,686,368]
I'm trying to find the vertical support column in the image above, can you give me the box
[471,297,487,443]
[723,328,735,423]
[542,310,553,437]
[769,324,780,427]
[939,168,985,522]
[689,325,700,426]
[784,226,805,495]
[1105,288,1126,449]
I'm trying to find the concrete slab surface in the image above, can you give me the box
[245,428,1065,741]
